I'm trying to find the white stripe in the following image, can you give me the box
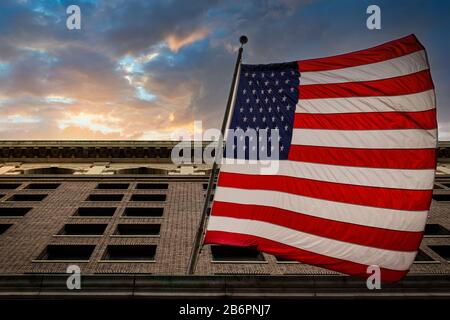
[213,187,427,232]
[296,90,435,114]
[300,50,428,85]
[220,161,434,190]
[291,128,437,149]
[207,216,416,270]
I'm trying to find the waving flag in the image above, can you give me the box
[204,34,437,282]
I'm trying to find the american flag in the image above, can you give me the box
[204,34,437,282]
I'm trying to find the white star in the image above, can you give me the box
[261,72,265,78]
[268,88,272,94]
[278,88,283,93]
[264,81,269,86]
[240,107,244,113]
[271,72,275,77]
[272,97,276,102]
[285,79,290,84]
[282,96,287,102]
[268,107,272,112]
[249,107,253,112]
[271,116,275,122]
[275,80,279,85]
[246,98,250,103]
[261,90,264,94]
[281,71,285,76]
[243,116,247,122]
[252,73,256,78]
[264,97,269,103]
[285,125,289,131]
[249,80,252,85]
[281,145,284,151]
[245,72,249,77]
[277,106,280,112]
[256,126,260,131]
[286,105,291,110]
[281,115,284,121]
[253,116,257,122]
[243,89,246,94]
[256,98,260,103]
[262,116,266,122]
[252,89,256,94]
[290,87,294,92]
[259,107,263,113]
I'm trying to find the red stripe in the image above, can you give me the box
[294,109,437,130]
[218,172,432,211]
[210,201,423,251]
[298,34,423,72]
[288,145,437,169]
[299,70,433,99]
[204,231,409,282]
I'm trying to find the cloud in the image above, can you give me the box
[0,0,448,141]
[166,28,210,53]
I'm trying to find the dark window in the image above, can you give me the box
[75,207,116,217]
[442,183,450,188]
[26,183,60,190]
[424,224,450,236]
[37,245,95,261]
[115,224,160,236]
[86,194,124,201]
[429,245,450,260]
[434,184,444,189]
[58,224,107,236]
[130,194,166,202]
[276,256,299,263]
[97,183,129,190]
[25,167,75,175]
[432,194,450,201]
[136,183,168,190]
[102,245,156,261]
[0,224,13,235]
[414,249,435,262]
[0,207,32,217]
[0,183,21,190]
[211,245,265,262]
[7,194,47,201]
[0,194,4,199]
[116,167,168,175]
[122,207,164,217]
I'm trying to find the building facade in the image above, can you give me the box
[0,141,449,298]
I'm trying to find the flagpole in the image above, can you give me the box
[187,35,248,275]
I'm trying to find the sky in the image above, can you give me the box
[0,0,449,140]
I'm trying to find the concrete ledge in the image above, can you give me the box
[0,274,449,299]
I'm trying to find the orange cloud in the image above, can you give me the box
[166,28,209,53]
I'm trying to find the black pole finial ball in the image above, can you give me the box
[239,35,248,45]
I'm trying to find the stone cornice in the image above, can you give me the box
[0,140,449,163]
